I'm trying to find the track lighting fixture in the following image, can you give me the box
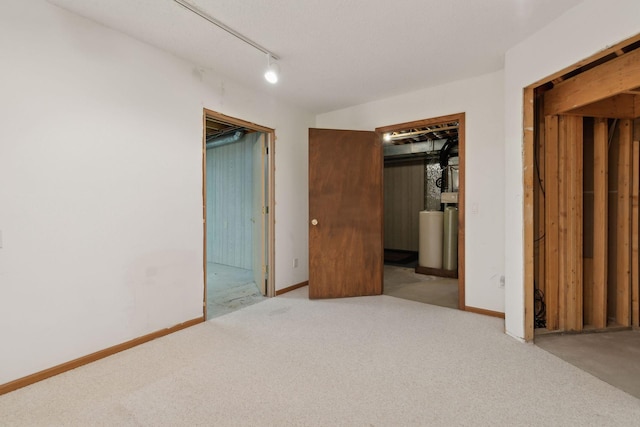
[264,54,280,84]
[173,0,281,84]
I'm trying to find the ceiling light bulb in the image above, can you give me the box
[264,63,279,84]
[383,133,391,142]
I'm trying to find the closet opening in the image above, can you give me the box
[203,109,275,319]
[526,35,640,339]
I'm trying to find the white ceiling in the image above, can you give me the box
[49,0,584,114]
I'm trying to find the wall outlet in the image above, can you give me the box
[293,258,299,268]
[499,275,505,288]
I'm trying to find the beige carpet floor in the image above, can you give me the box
[2,287,640,426]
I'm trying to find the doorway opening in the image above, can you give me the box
[375,113,466,310]
[524,35,640,341]
[203,109,275,320]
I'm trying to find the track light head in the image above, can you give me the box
[264,55,280,84]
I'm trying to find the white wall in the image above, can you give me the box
[0,1,313,384]
[317,70,506,313]
[503,0,640,340]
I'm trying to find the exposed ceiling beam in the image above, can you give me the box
[386,124,458,142]
[562,93,639,119]
[544,47,640,116]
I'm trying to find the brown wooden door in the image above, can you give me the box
[308,128,383,299]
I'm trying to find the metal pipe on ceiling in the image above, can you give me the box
[172,0,279,61]
[206,130,245,149]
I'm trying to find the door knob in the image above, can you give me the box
[311,219,318,226]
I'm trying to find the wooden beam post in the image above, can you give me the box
[558,116,568,331]
[617,119,633,326]
[544,47,640,115]
[524,87,535,341]
[592,118,609,329]
[632,138,639,328]
[564,116,583,331]
[544,115,560,330]
[536,96,546,314]
[563,94,638,119]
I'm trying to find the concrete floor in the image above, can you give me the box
[536,329,640,399]
[206,263,266,320]
[383,264,458,309]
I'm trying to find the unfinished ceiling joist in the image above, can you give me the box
[544,47,640,116]
[562,93,639,119]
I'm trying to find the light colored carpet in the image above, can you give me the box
[384,265,458,309]
[2,287,640,426]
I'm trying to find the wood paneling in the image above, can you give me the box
[616,120,633,326]
[207,133,259,269]
[544,47,640,116]
[592,118,609,328]
[384,161,425,251]
[544,115,559,330]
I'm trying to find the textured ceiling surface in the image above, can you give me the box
[49,0,584,114]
